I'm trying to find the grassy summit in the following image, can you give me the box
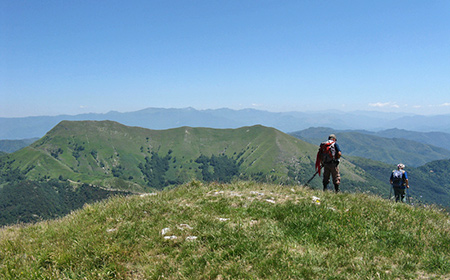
[1,181,449,279]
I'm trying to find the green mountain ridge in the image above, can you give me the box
[6,121,319,188]
[3,120,378,191]
[2,120,450,227]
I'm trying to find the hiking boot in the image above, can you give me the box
[334,184,340,193]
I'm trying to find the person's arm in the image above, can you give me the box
[335,143,342,159]
[404,171,409,188]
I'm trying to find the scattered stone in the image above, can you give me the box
[229,191,243,197]
[140,193,157,197]
[161,227,170,235]
[164,235,177,240]
[250,191,264,196]
[178,224,193,230]
[186,236,198,241]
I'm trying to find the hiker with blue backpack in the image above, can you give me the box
[315,134,342,193]
[390,163,410,203]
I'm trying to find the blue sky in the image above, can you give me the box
[1,1,450,117]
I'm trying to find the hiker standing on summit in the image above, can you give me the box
[315,134,342,192]
[390,163,409,203]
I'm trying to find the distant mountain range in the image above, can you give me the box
[2,107,450,139]
[290,127,450,167]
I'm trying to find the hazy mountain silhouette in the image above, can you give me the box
[1,107,450,139]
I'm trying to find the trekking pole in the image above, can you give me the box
[407,187,411,204]
[389,184,393,200]
[305,165,322,187]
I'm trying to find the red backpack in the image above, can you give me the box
[315,140,336,175]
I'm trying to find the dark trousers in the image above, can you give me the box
[323,161,341,192]
[394,187,406,203]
